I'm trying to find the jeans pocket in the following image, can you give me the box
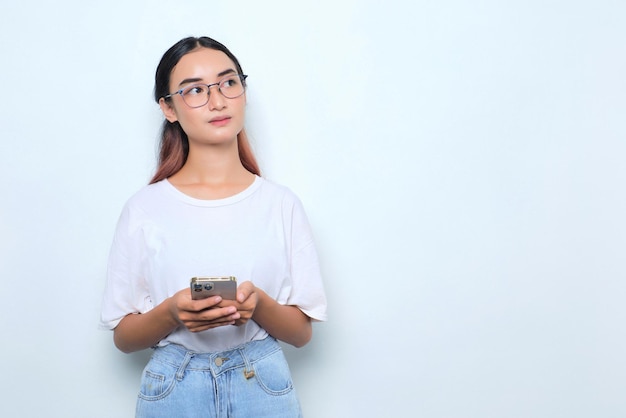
[253,349,294,396]
[138,360,177,400]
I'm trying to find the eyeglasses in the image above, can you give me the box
[163,74,248,108]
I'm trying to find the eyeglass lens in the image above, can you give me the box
[181,75,246,108]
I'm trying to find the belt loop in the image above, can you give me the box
[238,346,255,380]
[176,351,194,382]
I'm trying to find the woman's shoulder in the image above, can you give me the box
[258,177,302,203]
[130,179,167,200]
[120,180,171,212]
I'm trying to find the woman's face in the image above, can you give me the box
[160,47,246,146]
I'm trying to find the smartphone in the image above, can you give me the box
[190,276,237,300]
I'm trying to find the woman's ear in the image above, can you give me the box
[159,98,178,123]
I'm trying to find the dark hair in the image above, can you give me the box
[150,36,260,184]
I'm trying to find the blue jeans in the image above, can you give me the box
[135,337,302,417]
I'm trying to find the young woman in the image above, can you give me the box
[100,36,327,417]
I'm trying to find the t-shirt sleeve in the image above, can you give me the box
[99,202,154,330]
[283,194,328,322]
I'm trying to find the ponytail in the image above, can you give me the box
[149,121,188,184]
[237,129,261,177]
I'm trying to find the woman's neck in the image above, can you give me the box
[167,140,255,200]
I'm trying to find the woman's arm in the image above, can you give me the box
[224,282,312,348]
[113,301,179,353]
[253,288,312,348]
[113,290,241,353]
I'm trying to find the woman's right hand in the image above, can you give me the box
[167,288,241,332]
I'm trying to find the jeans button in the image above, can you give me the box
[215,357,229,367]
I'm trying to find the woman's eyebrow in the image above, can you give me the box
[217,68,236,78]
[177,69,237,87]
[177,77,203,87]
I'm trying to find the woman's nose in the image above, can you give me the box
[207,85,226,110]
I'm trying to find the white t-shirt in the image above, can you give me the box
[100,176,327,352]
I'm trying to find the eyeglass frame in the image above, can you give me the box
[162,74,248,108]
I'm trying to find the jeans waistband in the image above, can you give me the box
[151,337,281,379]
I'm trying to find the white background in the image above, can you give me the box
[1,1,625,417]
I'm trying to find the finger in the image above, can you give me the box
[187,320,236,332]
[197,305,238,320]
[237,281,255,303]
[183,312,240,331]
[192,309,240,328]
[233,317,250,327]
[185,296,224,312]
[179,306,237,324]
[215,299,238,309]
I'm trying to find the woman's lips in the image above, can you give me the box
[209,116,230,126]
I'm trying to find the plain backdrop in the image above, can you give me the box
[1,1,625,417]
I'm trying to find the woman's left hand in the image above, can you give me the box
[217,281,258,326]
